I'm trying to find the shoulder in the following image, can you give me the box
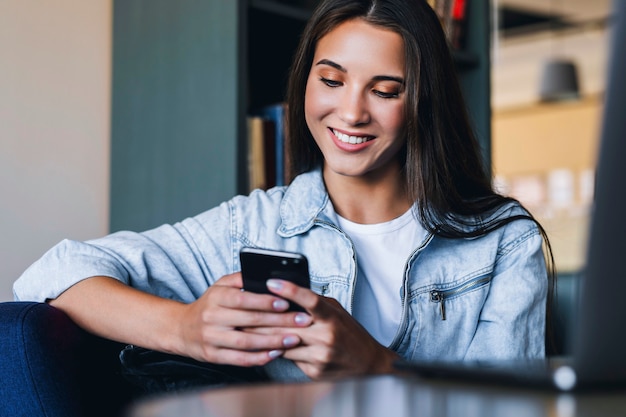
[229,169,325,213]
[438,200,542,253]
[191,169,327,232]
[188,186,288,233]
[485,201,544,257]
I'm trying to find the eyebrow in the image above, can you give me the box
[315,59,405,84]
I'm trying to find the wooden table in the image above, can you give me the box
[126,374,626,417]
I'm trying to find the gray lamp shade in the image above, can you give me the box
[539,59,581,102]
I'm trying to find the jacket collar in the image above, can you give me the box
[278,168,334,237]
[278,168,439,255]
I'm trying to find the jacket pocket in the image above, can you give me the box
[429,273,492,320]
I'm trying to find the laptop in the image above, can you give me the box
[395,0,626,392]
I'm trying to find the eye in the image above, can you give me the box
[373,89,400,99]
[320,77,342,88]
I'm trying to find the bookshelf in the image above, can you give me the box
[453,0,492,172]
[110,0,491,232]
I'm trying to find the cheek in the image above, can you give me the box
[304,83,322,142]
[304,84,315,121]
[305,80,335,123]
[304,81,317,123]
[380,103,406,134]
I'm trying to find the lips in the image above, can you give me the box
[332,128,374,145]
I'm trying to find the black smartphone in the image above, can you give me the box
[239,247,310,312]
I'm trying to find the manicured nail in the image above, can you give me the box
[294,313,310,325]
[272,299,289,311]
[282,335,299,348]
[266,279,284,291]
[268,349,284,359]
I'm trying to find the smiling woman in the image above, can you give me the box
[13,0,555,397]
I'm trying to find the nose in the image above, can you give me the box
[338,87,370,126]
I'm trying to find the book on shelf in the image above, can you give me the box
[247,103,287,192]
[430,0,468,51]
[450,0,468,50]
[247,116,266,191]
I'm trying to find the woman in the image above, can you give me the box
[14,0,554,389]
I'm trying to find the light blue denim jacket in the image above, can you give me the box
[14,169,548,381]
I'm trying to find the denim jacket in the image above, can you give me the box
[14,169,548,381]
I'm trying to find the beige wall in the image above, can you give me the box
[492,96,604,272]
[0,1,111,301]
[493,97,602,177]
[491,11,609,274]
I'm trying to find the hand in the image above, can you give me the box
[175,273,313,367]
[262,279,400,379]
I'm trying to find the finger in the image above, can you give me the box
[281,344,316,362]
[202,347,285,367]
[280,346,331,379]
[210,328,302,351]
[216,285,288,311]
[242,326,305,336]
[216,307,311,329]
[266,279,325,314]
[214,272,244,288]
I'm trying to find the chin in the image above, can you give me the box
[325,164,376,179]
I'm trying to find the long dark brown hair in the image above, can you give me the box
[285,0,557,354]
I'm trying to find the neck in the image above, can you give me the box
[323,164,412,224]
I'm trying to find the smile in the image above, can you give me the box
[332,129,374,145]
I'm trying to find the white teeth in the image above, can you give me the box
[333,129,371,144]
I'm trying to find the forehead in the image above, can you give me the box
[313,19,405,75]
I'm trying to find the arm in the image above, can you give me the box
[15,197,315,367]
[49,274,312,367]
[464,230,548,360]
[49,276,185,356]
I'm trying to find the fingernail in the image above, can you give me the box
[294,313,310,325]
[272,299,289,310]
[268,349,284,359]
[282,335,299,347]
[266,279,284,291]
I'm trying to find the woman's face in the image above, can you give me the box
[304,19,406,181]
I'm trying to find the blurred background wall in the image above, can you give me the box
[491,0,611,273]
[0,1,111,300]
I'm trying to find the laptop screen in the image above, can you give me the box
[572,0,626,383]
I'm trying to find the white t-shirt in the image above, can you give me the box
[335,208,426,346]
